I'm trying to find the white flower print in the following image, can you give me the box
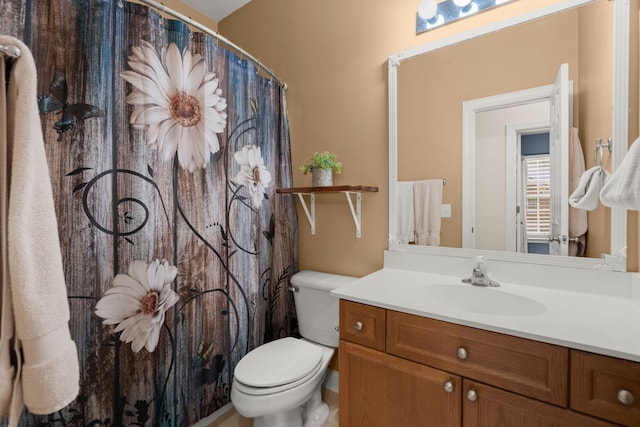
[121,40,228,172]
[95,259,179,353]
[234,145,272,208]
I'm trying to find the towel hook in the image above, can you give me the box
[593,137,612,168]
[0,43,21,59]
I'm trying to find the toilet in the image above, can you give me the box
[230,270,356,427]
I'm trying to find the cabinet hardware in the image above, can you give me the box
[467,389,478,401]
[443,381,454,393]
[617,389,635,405]
[457,347,468,360]
[354,321,363,331]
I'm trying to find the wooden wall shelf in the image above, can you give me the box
[276,185,378,238]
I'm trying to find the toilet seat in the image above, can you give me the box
[234,337,324,395]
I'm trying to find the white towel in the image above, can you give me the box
[0,35,79,420]
[569,166,610,211]
[413,180,443,246]
[396,181,415,244]
[568,128,588,237]
[600,136,640,209]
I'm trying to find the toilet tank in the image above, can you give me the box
[290,270,357,348]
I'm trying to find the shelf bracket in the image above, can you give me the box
[345,192,363,238]
[296,193,316,235]
[279,186,377,238]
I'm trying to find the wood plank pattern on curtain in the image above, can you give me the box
[0,1,299,425]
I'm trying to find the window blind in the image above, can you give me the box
[525,155,551,239]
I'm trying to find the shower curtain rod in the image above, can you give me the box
[132,0,285,86]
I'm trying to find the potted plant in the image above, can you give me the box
[300,151,343,187]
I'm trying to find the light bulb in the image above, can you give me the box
[418,0,438,20]
[453,0,472,7]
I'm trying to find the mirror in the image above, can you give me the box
[388,0,631,270]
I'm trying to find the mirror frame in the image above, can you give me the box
[388,0,630,270]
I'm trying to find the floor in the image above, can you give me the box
[207,389,339,427]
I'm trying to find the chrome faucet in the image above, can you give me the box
[462,256,500,287]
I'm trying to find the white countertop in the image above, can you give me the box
[331,267,640,362]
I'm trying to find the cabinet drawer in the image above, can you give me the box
[387,311,568,406]
[571,350,640,426]
[339,300,385,351]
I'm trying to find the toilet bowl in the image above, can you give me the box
[230,338,334,427]
[230,270,357,427]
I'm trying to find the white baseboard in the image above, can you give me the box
[191,401,234,427]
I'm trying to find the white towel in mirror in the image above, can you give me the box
[600,136,640,209]
[397,181,415,244]
[569,166,609,211]
[413,179,443,246]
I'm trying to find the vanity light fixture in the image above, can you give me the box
[417,0,518,34]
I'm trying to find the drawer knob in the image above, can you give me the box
[443,381,454,393]
[354,321,363,331]
[617,389,635,405]
[457,347,468,360]
[467,389,478,402]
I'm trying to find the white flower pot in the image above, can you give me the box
[312,168,333,187]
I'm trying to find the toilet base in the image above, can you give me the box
[250,388,329,427]
[253,408,302,427]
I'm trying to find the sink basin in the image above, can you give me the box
[424,285,547,316]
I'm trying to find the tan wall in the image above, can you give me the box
[220,0,638,276]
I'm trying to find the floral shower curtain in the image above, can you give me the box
[0,0,298,425]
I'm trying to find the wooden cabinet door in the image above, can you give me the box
[462,380,618,427]
[571,350,640,426]
[339,340,461,427]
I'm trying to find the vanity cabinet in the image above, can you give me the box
[339,300,631,426]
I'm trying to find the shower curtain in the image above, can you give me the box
[0,1,298,425]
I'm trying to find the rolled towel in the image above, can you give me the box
[600,136,640,209]
[569,166,610,211]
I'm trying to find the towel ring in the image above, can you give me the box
[593,137,612,168]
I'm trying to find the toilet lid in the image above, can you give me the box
[234,337,323,388]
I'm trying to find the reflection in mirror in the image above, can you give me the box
[388,0,632,270]
[417,0,517,34]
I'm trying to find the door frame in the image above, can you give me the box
[462,84,557,249]
[505,121,551,253]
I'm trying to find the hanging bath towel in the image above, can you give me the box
[600,136,640,209]
[413,179,443,246]
[0,35,79,424]
[397,181,415,244]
